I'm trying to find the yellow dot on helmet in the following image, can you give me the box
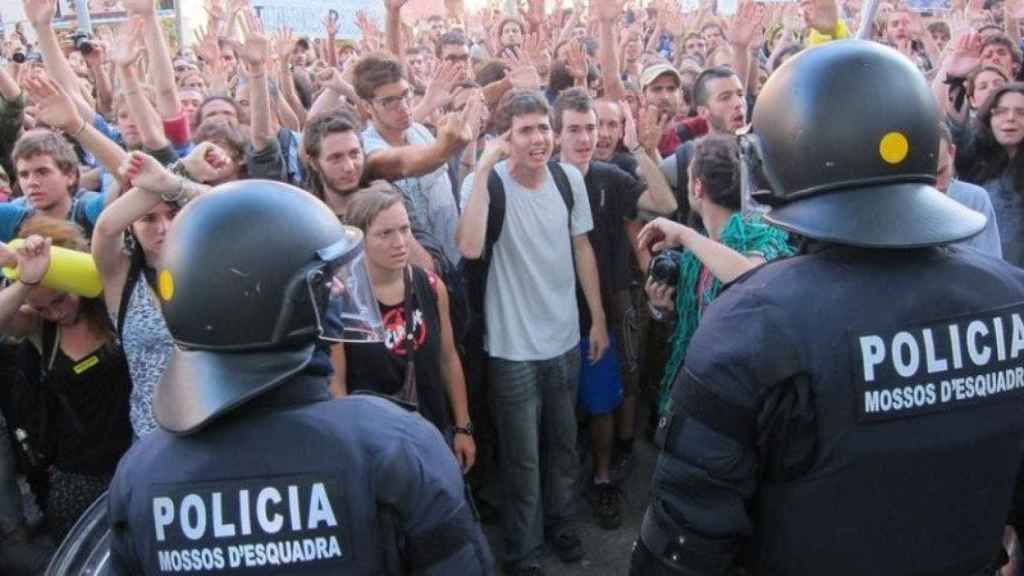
[158,269,175,302]
[879,132,910,165]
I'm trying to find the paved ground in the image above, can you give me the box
[479,434,659,575]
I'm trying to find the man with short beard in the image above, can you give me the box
[659,67,747,220]
[302,108,367,222]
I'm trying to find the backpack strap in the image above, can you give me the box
[484,168,506,260]
[116,258,143,339]
[546,161,574,222]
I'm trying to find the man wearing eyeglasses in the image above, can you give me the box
[354,53,475,268]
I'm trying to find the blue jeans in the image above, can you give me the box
[489,347,580,567]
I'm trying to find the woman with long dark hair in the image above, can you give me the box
[962,82,1024,266]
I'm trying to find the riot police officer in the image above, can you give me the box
[631,40,1024,575]
[105,169,494,574]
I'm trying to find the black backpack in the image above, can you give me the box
[460,161,575,357]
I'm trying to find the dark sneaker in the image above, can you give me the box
[548,526,584,563]
[592,482,623,530]
[611,450,635,485]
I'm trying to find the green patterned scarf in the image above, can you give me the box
[658,213,794,415]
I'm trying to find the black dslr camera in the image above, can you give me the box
[648,250,681,285]
[70,31,93,56]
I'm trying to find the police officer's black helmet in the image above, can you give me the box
[152,180,364,434]
[746,40,985,248]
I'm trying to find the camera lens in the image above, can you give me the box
[12,52,24,64]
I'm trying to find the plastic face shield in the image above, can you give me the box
[738,133,775,217]
[308,227,385,343]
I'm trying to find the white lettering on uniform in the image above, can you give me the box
[239,489,252,536]
[180,494,207,541]
[257,487,284,534]
[212,492,236,538]
[950,324,964,369]
[1013,314,1024,359]
[994,317,1007,361]
[308,483,338,529]
[922,329,948,373]
[967,320,992,366]
[154,497,174,542]
[892,332,920,377]
[860,335,886,382]
[289,485,302,532]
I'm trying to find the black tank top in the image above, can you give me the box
[345,266,451,435]
[15,321,133,476]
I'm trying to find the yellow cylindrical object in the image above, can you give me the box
[1,240,103,298]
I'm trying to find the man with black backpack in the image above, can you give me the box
[456,89,608,576]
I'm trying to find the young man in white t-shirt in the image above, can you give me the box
[457,90,609,576]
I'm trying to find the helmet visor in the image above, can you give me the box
[308,229,385,343]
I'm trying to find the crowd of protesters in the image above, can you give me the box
[0,0,1017,572]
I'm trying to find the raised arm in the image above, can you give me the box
[24,71,129,183]
[594,0,627,101]
[238,9,273,150]
[323,10,340,69]
[122,0,179,119]
[111,19,169,151]
[456,132,507,259]
[728,0,765,92]
[365,112,473,181]
[0,238,45,339]
[273,27,307,128]
[385,0,408,61]
[628,104,677,214]
[22,0,95,122]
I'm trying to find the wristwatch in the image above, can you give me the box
[454,422,474,437]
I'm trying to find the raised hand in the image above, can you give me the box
[13,235,51,287]
[322,10,339,37]
[636,104,668,155]
[1007,0,1024,20]
[238,8,270,69]
[182,141,233,183]
[423,60,461,107]
[22,0,56,28]
[565,40,589,81]
[110,17,146,68]
[316,67,345,93]
[193,24,221,64]
[204,0,225,23]
[478,130,510,168]
[272,26,295,63]
[523,32,551,75]
[384,0,408,11]
[119,151,178,195]
[462,90,486,141]
[436,111,474,148]
[22,71,82,133]
[945,32,983,77]
[728,0,766,47]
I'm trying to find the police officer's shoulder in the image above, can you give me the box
[315,393,451,451]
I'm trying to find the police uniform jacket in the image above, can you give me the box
[645,244,1024,575]
[106,374,494,575]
